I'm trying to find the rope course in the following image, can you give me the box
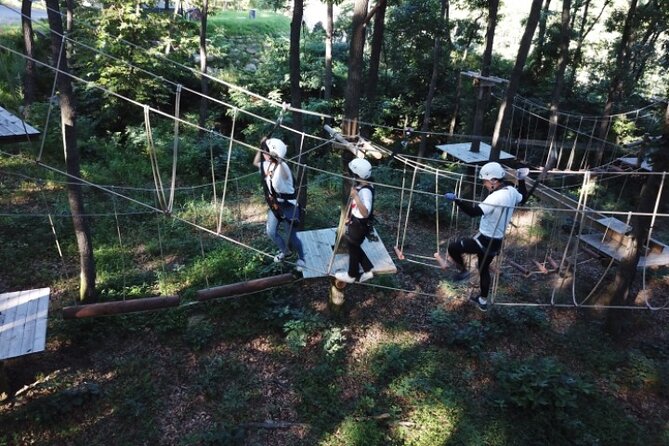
[0,9,667,313]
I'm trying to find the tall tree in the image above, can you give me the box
[46,0,97,302]
[603,103,669,337]
[531,0,552,76]
[21,0,36,106]
[448,10,484,135]
[490,0,543,161]
[418,0,450,157]
[594,0,638,166]
[324,0,334,116]
[289,0,308,221]
[342,0,369,138]
[361,0,387,138]
[199,0,209,134]
[545,0,572,170]
[470,0,500,153]
[565,0,612,96]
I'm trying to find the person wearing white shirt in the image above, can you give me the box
[253,138,305,272]
[443,162,529,311]
[334,158,375,284]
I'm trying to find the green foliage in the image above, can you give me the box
[183,316,215,350]
[283,312,324,353]
[611,116,639,145]
[208,10,290,37]
[494,356,593,411]
[327,418,386,446]
[322,327,347,359]
[180,424,246,446]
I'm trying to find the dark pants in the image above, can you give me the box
[345,218,373,278]
[447,234,502,298]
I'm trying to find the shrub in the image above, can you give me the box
[494,356,593,411]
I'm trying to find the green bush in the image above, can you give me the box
[494,356,593,411]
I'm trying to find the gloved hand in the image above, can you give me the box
[516,168,530,180]
[443,192,457,202]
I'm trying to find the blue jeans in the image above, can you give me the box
[266,210,304,260]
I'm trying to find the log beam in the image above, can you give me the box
[62,295,180,319]
[196,273,295,301]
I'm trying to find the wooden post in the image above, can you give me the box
[328,278,346,313]
[62,295,180,319]
[0,361,8,401]
[197,273,295,301]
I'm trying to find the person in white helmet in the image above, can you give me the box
[334,158,375,284]
[442,162,529,311]
[254,137,306,272]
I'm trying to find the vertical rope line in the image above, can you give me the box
[37,30,66,162]
[111,194,127,300]
[39,188,69,288]
[399,165,419,252]
[208,133,218,211]
[167,84,182,213]
[556,115,569,169]
[191,189,210,288]
[551,172,589,305]
[285,133,307,251]
[144,106,167,211]
[394,164,408,249]
[217,108,238,234]
[434,169,440,256]
[156,213,167,284]
[566,117,583,171]
[642,171,666,293]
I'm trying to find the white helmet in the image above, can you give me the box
[348,158,372,179]
[479,162,506,181]
[265,138,287,159]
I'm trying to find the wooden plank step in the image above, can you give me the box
[297,227,397,279]
[0,288,50,360]
[578,234,669,268]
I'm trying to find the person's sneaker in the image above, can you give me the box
[273,251,291,263]
[359,271,374,283]
[469,295,488,312]
[334,271,356,283]
[453,270,471,281]
[296,259,306,272]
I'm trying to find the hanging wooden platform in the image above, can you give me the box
[297,228,397,279]
[0,288,50,360]
[523,177,669,269]
[436,142,515,164]
[0,106,41,144]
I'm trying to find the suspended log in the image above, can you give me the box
[62,295,179,319]
[508,260,530,276]
[196,273,295,301]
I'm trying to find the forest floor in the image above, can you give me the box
[1,207,669,445]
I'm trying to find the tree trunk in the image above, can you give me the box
[343,0,369,138]
[490,0,543,161]
[448,12,483,135]
[545,0,572,169]
[604,103,669,337]
[199,0,209,135]
[418,0,449,157]
[360,0,386,138]
[470,0,499,153]
[531,0,552,77]
[594,0,637,166]
[324,0,333,112]
[46,0,97,302]
[565,0,611,97]
[290,0,307,225]
[21,0,36,106]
